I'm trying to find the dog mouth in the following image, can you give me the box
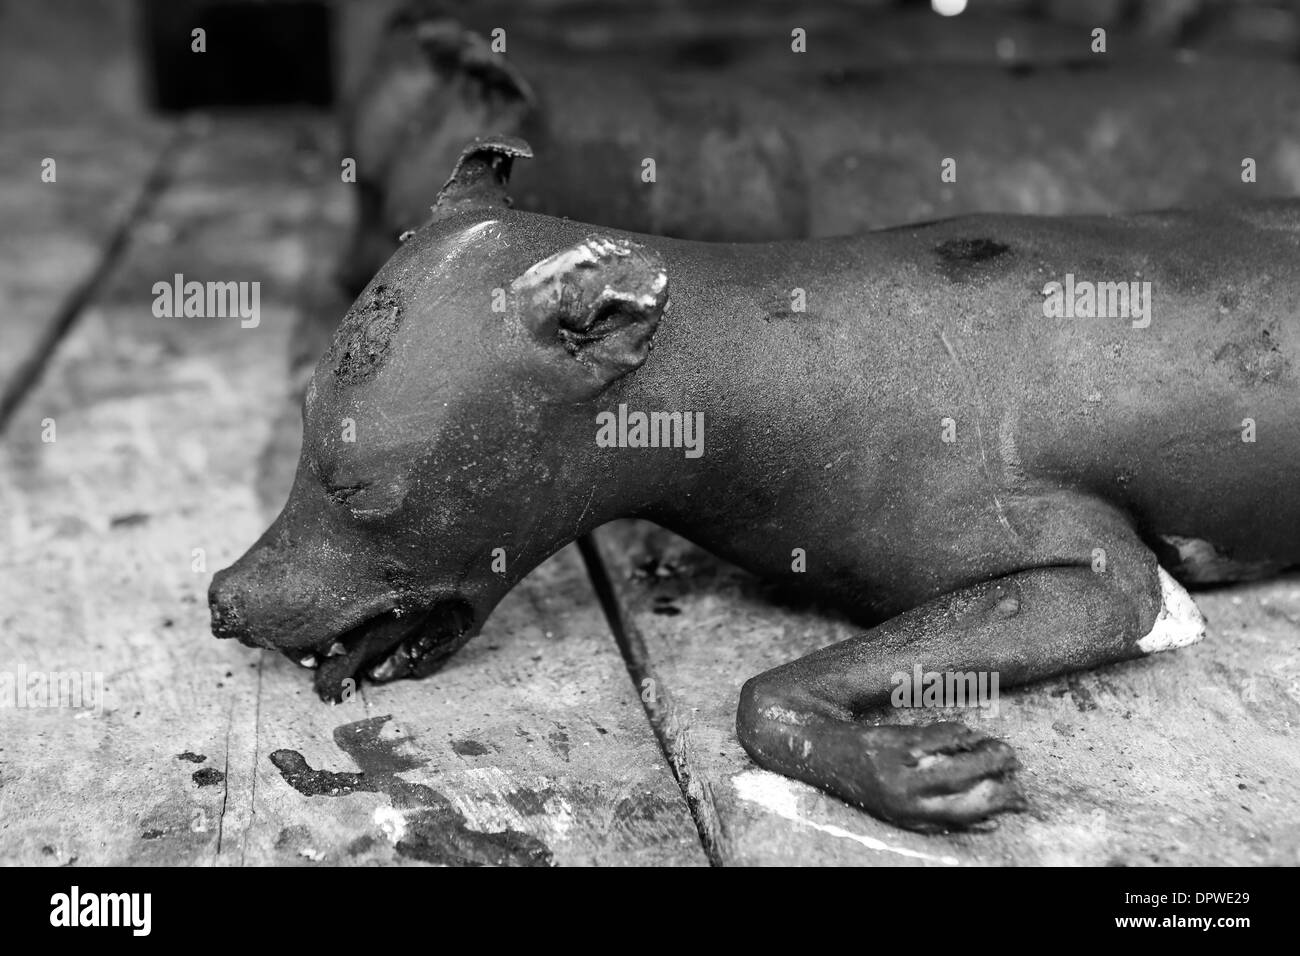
[291,599,477,702]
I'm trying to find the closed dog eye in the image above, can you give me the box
[324,477,409,520]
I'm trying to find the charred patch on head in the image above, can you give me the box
[328,284,404,382]
[935,237,1012,283]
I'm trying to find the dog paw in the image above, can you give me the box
[857,722,1026,831]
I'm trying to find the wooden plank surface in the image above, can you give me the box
[590,522,1300,866]
[0,0,159,411]
[0,124,172,414]
[0,119,703,867]
[0,119,314,866]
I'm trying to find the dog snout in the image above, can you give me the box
[208,566,265,648]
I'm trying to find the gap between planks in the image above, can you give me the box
[577,532,724,866]
[0,125,191,429]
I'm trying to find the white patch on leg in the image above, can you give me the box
[1137,566,1207,654]
[732,769,959,866]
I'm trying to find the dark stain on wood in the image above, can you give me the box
[272,715,554,867]
[451,738,492,756]
[192,767,225,787]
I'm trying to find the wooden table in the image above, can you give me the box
[1,1,1297,866]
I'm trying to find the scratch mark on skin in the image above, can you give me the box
[733,770,960,866]
[516,521,538,563]
[575,485,597,535]
[935,328,1020,542]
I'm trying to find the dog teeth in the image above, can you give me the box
[327,641,347,658]
[367,649,408,683]
[298,654,319,669]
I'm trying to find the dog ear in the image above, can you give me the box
[511,236,669,392]
[431,135,533,220]
[412,18,535,105]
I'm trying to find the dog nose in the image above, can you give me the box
[208,568,262,647]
